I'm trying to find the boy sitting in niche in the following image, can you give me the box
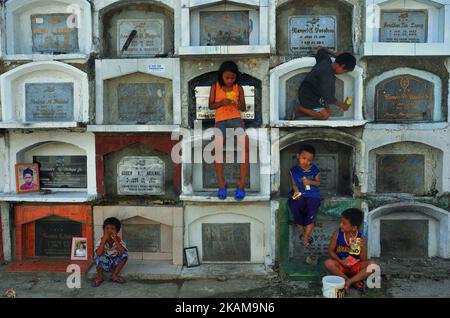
[324,208,377,293]
[93,217,128,287]
[292,46,356,120]
[288,144,323,247]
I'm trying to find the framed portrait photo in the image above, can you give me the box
[71,237,88,261]
[184,246,200,268]
[15,163,40,194]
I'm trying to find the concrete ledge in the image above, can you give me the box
[179,45,271,56]
[0,192,98,203]
[87,125,180,133]
[180,264,272,280]
[364,122,449,130]
[87,260,183,281]
[2,53,90,62]
[180,193,270,203]
[0,122,81,129]
[271,120,367,128]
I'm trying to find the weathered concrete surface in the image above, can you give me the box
[1,258,450,298]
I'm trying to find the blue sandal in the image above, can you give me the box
[235,187,246,201]
[217,183,228,200]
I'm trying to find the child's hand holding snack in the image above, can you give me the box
[292,191,302,200]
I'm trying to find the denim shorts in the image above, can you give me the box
[214,118,246,138]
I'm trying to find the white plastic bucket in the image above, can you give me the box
[322,275,345,298]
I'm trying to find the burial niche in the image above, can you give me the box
[280,141,353,197]
[104,72,173,125]
[188,71,262,128]
[276,0,353,56]
[103,143,175,200]
[374,75,435,122]
[101,2,174,58]
[370,142,443,195]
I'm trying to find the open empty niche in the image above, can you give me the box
[275,0,355,56]
[99,1,174,58]
[368,141,443,196]
[280,140,353,197]
[103,72,173,125]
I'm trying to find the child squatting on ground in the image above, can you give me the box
[93,217,128,287]
[293,46,356,120]
[324,208,377,293]
[209,61,249,201]
[288,144,323,247]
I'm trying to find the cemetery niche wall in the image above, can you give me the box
[274,0,360,57]
[4,0,92,59]
[93,205,183,264]
[367,202,450,259]
[270,57,364,126]
[366,68,443,123]
[367,141,443,196]
[188,71,262,129]
[179,0,270,55]
[96,0,175,58]
[0,61,89,129]
[95,134,181,203]
[364,0,450,55]
[90,58,181,132]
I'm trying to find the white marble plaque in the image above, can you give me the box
[380,11,427,43]
[195,85,255,120]
[117,156,165,195]
[117,19,164,57]
[288,16,337,55]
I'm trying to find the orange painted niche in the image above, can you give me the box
[14,205,93,262]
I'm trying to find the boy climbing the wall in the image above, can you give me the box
[292,46,356,120]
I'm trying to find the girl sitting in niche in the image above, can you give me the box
[208,61,249,200]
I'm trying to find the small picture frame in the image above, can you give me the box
[15,163,40,194]
[184,246,200,268]
[71,237,88,261]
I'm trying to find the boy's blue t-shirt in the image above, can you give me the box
[290,164,322,200]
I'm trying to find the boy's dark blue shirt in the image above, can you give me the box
[290,164,322,200]
[298,49,338,109]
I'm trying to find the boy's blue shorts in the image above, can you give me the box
[94,252,128,272]
[288,197,321,226]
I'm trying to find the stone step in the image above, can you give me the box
[87,260,272,281]
[280,261,326,282]
[86,260,182,281]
